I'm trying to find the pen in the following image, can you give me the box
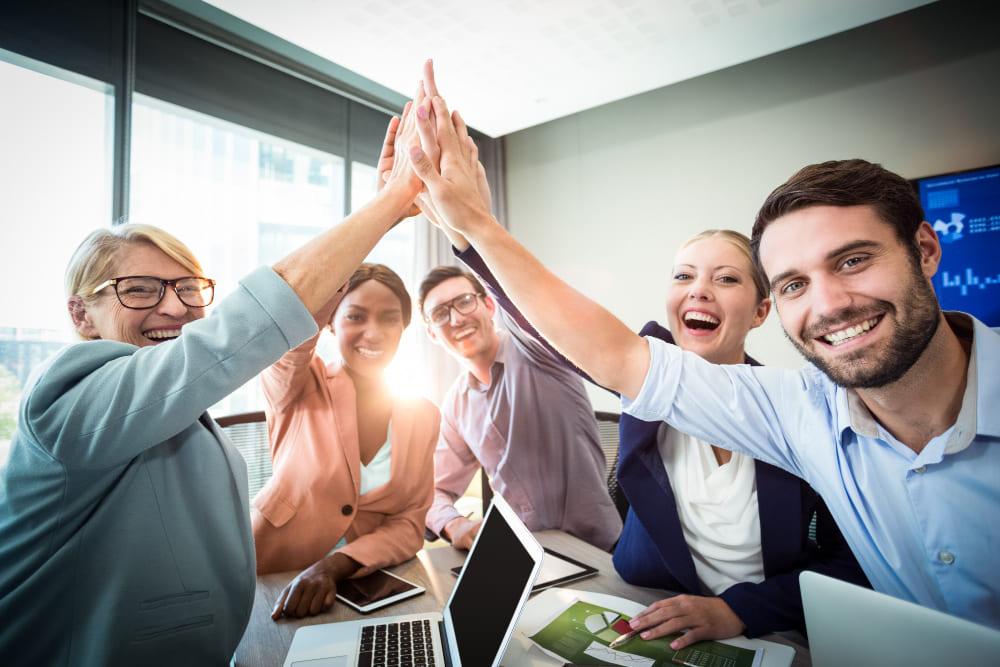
[608,628,638,649]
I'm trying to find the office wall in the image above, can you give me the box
[502,1,1000,411]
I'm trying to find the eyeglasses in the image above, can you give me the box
[90,276,216,310]
[425,292,484,326]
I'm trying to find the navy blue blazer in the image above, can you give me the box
[612,322,869,637]
[456,247,869,638]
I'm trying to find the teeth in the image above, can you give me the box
[145,330,181,340]
[356,348,383,359]
[823,317,879,345]
[684,312,720,325]
[453,328,475,340]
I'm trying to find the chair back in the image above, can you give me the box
[216,410,272,500]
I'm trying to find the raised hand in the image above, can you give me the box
[627,594,747,651]
[408,95,495,239]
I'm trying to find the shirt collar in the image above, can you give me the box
[840,311,992,452]
[460,329,508,393]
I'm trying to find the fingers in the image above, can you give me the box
[271,585,291,620]
[423,58,439,98]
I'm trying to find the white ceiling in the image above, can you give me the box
[204,0,936,137]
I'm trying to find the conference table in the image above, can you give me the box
[233,530,811,666]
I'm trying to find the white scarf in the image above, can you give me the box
[656,422,765,594]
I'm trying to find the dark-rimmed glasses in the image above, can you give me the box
[90,276,216,310]
[425,292,484,326]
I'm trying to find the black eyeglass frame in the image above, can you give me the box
[89,275,217,310]
[424,291,486,326]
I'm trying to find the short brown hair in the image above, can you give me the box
[344,263,412,327]
[417,265,485,321]
[751,159,925,279]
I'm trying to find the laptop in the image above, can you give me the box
[801,571,1000,666]
[281,493,544,667]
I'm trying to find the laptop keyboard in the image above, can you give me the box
[357,619,436,667]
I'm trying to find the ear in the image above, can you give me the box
[425,321,440,345]
[750,297,772,330]
[483,294,497,319]
[915,221,942,279]
[68,296,100,339]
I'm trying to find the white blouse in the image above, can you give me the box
[656,422,765,595]
[331,423,393,553]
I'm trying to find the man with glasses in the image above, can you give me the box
[419,265,622,551]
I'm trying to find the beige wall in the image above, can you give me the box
[502,1,1000,412]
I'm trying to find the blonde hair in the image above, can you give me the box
[680,229,769,303]
[65,224,205,339]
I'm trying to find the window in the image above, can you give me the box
[0,56,114,464]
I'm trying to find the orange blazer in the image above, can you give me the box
[251,334,440,575]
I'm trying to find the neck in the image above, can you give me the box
[461,334,500,386]
[857,314,971,453]
[344,365,390,398]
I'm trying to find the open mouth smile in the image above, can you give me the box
[144,328,182,341]
[820,316,882,346]
[683,311,720,331]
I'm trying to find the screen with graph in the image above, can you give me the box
[914,164,1000,326]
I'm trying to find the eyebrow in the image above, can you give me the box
[767,239,881,291]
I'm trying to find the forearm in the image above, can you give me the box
[272,185,412,316]
[459,214,649,398]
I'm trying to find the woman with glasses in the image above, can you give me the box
[252,263,440,620]
[0,111,424,666]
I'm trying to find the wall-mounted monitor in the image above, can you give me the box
[912,163,1000,326]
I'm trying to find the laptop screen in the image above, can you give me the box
[447,502,539,666]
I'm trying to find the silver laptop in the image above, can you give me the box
[281,493,544,667]
[801,571,1000,666]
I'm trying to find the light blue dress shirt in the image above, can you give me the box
[622,312,1000,629]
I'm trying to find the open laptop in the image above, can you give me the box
[801,571,1000,666]
[281,493,544,667]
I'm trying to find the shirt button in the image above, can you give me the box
[913,466,927,474]
[341,504,353,516]
[938,551,955,565]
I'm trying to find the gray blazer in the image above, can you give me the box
[0,267,315,666]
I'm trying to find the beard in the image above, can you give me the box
[787,263,941,389]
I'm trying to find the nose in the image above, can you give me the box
[156,287,190,317]
[687,275,713,301]
[448,304,465,326]
[809,275,853,317]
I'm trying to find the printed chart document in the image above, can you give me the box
[504,588,795,667]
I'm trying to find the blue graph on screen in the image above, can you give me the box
[917,165,1000,326]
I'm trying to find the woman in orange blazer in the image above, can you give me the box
[252,264,440,619]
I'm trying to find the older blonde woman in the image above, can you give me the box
[0,111,422,666]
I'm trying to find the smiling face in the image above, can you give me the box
[332,279,405,378]
[422,275,499,363]
[667,236,770,365]
[759,204,942,388]
[70,242,205,347]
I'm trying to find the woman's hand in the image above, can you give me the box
[271,553,360,620]
[627,594,747,651]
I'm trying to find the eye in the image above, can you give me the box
[718,275,739,284]
[841,255,867,269]
[780,280,805,295]
[673,272,692,281]
[346,313,364,322]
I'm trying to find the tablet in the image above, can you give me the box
[336,569,425,614]
[451,547,597,593]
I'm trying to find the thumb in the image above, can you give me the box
[408,144,438,184]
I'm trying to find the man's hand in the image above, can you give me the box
[444,516,482,551]
[409,95,495,240]
[627,594,747,651]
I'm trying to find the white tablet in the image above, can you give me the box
[335,569,425,614]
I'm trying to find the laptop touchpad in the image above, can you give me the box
[291,658,348,667]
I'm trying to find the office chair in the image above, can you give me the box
[595,411,629,522]
[215,410,272,501]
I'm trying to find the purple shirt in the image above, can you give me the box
[426,322,623,551]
